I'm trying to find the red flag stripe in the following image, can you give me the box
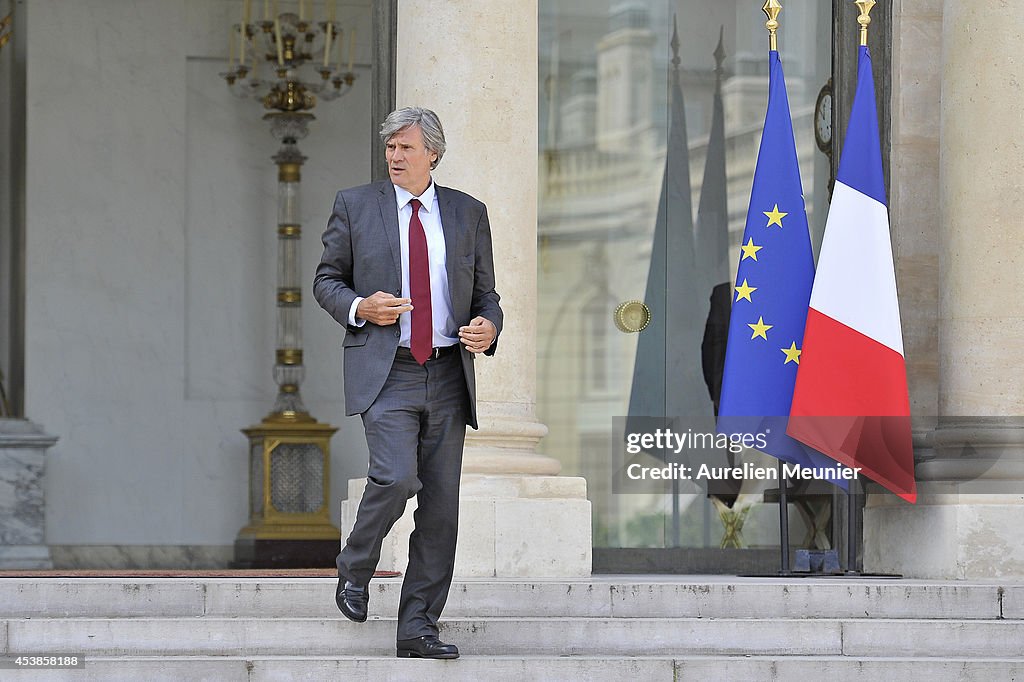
[788,308,916,502]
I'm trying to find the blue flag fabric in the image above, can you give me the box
[837,46,887,205]
[717,50,844,480]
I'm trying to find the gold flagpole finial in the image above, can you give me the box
[763,0,782,51]
[855,0,876,47]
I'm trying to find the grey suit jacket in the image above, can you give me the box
[313,180,503,430]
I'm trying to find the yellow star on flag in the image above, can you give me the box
[740,238,762,261]
[764,204,788,227]
[734,279,757,302]
[781,341,802,364]
[748,316,773,340]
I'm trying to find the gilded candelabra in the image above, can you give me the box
[224,0,358,568]
[221,0,357,109]
[0,9,12,52]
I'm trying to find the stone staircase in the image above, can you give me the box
[1,576,1022,680]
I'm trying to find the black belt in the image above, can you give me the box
[397,345,459,360]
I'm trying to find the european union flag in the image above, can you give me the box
[717,49,843,479]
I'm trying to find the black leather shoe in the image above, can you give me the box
[335,578,368,623]
[396,635,460,659]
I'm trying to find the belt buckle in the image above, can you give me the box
[431,345,455,359]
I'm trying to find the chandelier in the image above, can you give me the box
[221,0,356,112]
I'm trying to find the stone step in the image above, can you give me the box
[677,656,1024,681]
[2,577,1019,620]
[4,616,1023,658]
[2,656,1023,682]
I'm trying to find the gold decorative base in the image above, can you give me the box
[238,413,340,565]
[231,537,339,569]
[236,521,340,542]
[243,411,339,435]
[260,409,319,425]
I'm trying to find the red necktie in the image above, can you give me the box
[408,198,433,365]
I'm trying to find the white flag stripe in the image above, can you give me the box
[808,180,905,356]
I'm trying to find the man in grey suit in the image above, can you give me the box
[313,107,502,660]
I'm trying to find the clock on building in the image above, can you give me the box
[814,78,833,155]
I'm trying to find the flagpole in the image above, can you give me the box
[847,484,859,573]
[761,0,792,576]
[778,461,792,575]
[671,478,680,548]
[834,0,877,576]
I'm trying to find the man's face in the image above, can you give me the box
[385,124,437,195]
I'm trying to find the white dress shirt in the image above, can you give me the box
[348,181,459,348]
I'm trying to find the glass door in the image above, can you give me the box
[537,0,835,572]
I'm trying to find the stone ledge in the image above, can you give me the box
[342,476,592,578]
[865,502,1024,579]
[2,656,1023,682]
[0,546,52,570]
[0,418,59,448]
[0,577,1012,621]
[1004,585,1024,619]
[461,473,587,499]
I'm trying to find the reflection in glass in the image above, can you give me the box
[538,0,832,556]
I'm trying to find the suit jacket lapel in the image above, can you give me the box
[436,184,460,301]
[376,182,402,286]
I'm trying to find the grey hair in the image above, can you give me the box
[380,107,446,170]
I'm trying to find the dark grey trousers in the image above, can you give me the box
[337,347,468,640]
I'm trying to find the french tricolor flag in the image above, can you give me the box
[787,46,917,503]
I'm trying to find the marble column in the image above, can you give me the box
[864,0,1024,578]
[0,419,57,569]
[339,0,591,577]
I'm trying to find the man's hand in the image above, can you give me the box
[459,316,497,354]
[357,292,413,326]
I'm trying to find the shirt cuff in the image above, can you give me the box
[348,297,366,327]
